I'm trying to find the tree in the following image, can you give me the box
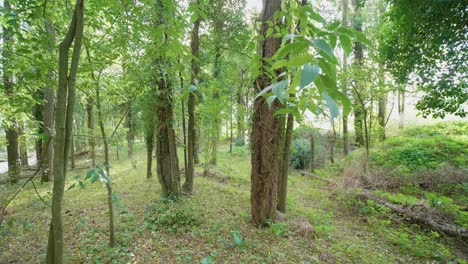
[352,0,365,148]
[380,0,467,118]
[184,0,201,194]
[250,0,282,226]
[341,0,350,155]
[2,0,20,183]
[46,0,84,262]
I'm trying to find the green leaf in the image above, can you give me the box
[288,54,314,67]
[283,34,298,42]
[85,169,94,180]
[266,95,276,107]
[327,21,341,31]
[67,183,76,190]
[255,80,288,99]
[339,35,352,56]
[323,92,340,118]
[300,64,320,89]
[189,85,197,92]
[79,181,85,189]
[312,38,336,63]
[354,30,372,46]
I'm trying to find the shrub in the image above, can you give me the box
[290,138,311,170]
[144,198,203,233]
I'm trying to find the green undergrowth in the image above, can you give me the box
[1,136,466,263]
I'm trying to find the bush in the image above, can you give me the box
[290,138,311,170]
[144,198,203,233]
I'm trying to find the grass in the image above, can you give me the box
[0,140,467,263]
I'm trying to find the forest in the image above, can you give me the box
[0,0,467,263]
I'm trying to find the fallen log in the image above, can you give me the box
[300,171,336,186]
[358,191,468,239]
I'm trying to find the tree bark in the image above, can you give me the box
[155,70,181,197]
[126,104,135,158]
[19,125,29,167]
[46,1,84,262]
[96,79,115,248]
[41,11,56,182]
[2,0,20,183]
[341,0,350,156]
[398,87,405,129]
[146,128,154,179]
[352,0,364,148]
[310,134,315,173]
[86,97,95,167]
[184,0,200,194]
[251,0,281,226]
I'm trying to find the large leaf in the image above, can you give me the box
[255,80,288,99]
[312,38,336,63]
[322,92,340,118]
[288,54,314,67]
[300,64,320,89]
[339,35,352,56]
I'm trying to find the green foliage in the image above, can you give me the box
[371,135,467,173]
[306,209,336,237]
[380,0,467,118]
[144,198,203,233]
[266,220,290,237]
[425,193,468,228]
[289,138,311,170]
[384,227,450,260]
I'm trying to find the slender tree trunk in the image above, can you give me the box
[236,71,246,146]
[210,47,222,165]
[18,125,29,167]
[2,0,20,183]
[251,0,281,226]
[146,129,154,179]
[70,134,75,169]
[398,87,405,129]
[330,120,336,163]
[33,91,44,165]
[352,0,364,148]
[341,0,350,155]
[126,105,134,158]
[46,1,84,262]
[229,101,233,153]
[310,134,315,173]
[96,82,115,248]
[41,10,56,181]
[86,97,96,167]
[184,0,200,194]
[180,72,188,174]
[155,69,181,197]
[277,112,293,212]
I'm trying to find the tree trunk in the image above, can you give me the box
[341,0,350,156]
[2,0,20,183]
[210,47,222,165]
[236,71,246,146]
[277,111,293,212]
[146,129,154,179]
[96,82,115,248]
[155,71,181,198]
[86,97,96,167]
[251,0,281,226]
[33,91,44,166]
[46,1,84,262]
[352,0,364,148]
[70,134,75,169]
[398,87,405,129]
[310,134,315,173]
[40,15,56,182]
[18,125,29,167]
[126,105,134,158]
[184,0,200,194]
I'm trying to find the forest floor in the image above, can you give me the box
[0,139,467,263]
